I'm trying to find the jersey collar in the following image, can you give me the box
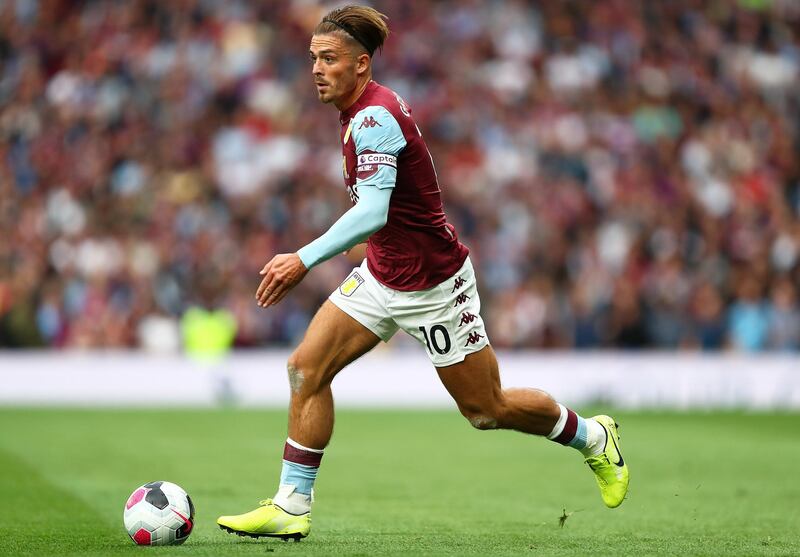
[340,80,378,124]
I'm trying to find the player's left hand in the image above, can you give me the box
[256,253,308,307]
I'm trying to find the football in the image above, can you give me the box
[123,481,195,546]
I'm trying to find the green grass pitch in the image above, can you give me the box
[0,408,798,556]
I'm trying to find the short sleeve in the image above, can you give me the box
[351,106,407,189]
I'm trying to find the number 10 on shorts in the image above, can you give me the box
[418,325,452,355]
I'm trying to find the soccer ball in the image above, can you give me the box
[123,481,195,546]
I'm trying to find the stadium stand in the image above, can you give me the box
[1,0,798,350]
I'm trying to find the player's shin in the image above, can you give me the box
[272,438,324,515]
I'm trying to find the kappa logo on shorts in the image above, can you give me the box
[453,293,471,307]
[452,276,466,292]
[464,331,485,347]
[459,312,478,327]
[339,272,365,297]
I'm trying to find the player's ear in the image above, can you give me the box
[356,53,370,76]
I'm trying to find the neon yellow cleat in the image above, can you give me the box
[217,499,310,541]
[585,415,629,508]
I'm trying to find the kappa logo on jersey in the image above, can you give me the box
[451,276,466,292]
[453,293,471,307]
[464,331,484,347]
[459,312,478,327]
[339,272,365,297]
[358,115,382,129]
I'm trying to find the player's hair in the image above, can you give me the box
[314,5,389,57]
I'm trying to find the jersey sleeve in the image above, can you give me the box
[296,185,391,269]
[351,105,407,189]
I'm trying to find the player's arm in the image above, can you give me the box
[256,105,405,307]
[299,105,406,270]
[297,185,391,268]
[256,186,390,307]
[296,103,406,269]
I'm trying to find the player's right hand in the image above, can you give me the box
[256,253,308,307]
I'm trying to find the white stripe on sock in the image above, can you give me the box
[287,437,325,454]
[546,403,568,440]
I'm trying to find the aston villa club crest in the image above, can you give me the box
[339,272,365,297]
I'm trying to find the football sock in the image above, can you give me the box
[272,438,323,515]
[547,403,606,457]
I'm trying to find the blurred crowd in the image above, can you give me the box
[1,0,799,351]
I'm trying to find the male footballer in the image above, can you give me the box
[218,5,629,540]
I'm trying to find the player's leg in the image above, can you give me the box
[434,344,561,434]
[275,300,381,509]
[218,301,381,539]
[435,345,628,508]
[396,257,628,508]
[286,300,381,449]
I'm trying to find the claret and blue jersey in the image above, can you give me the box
[339,81,468,291]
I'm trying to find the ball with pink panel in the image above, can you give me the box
[123,481,195,546]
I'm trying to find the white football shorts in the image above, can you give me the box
[329,256,490,367]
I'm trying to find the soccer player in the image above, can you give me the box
[217,5,628,541]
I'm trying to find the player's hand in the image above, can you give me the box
[256,253,308,307]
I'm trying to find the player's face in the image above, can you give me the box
[309,34,361,109]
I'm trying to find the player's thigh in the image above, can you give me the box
[435,344,503,417]
[394,257,489,367]
[289,300,381,392]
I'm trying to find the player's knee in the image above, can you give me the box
[286,351,326,396]
[286,359,306,395]
[468,414,499,430]
[286,351,318,395]
[459,404,500,430]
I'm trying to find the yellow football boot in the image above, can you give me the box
[585,415,629,508]
[218,499,310,541]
